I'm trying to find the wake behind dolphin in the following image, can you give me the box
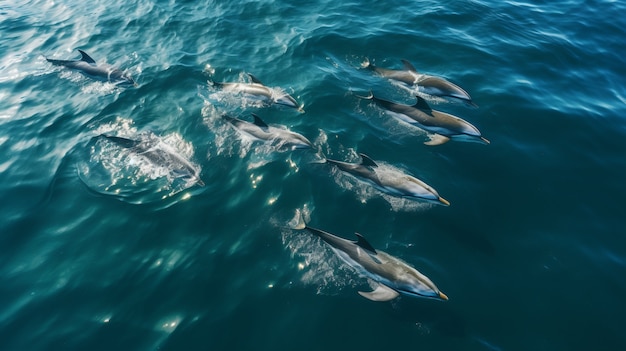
[292,213,448,302]
[46,49,136,86]
[364,58,477,107]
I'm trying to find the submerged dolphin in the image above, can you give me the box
[325,153,450,206]
[99,134,204,186]
[210,74,303,111]
[223,114,314,150]
[46,50,136,86]
[359,93,489,146]
[364,59,476,107]
[293,215,448,302]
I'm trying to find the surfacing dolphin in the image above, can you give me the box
[98,134,204,187]
[210,74,304,112]
[223,114,314,150]
[324,153,450,206]
[293,214,449,302]
[46,50,136,86]
[364,59,476,107]
[358,92,489,146]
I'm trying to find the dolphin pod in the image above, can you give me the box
[222,113,314,150]
[359,92,489,146]
[324,153,450,206]
[364,58,477,107]
[46,50,136,86]
[99,134,205,187]
[51,51,495,303]
[293,214,448,302]
[210,73,304,112]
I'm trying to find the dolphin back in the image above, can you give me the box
[99,134,140,149]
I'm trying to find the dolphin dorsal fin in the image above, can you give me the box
[358,153,378,168]
[413,96,432,112]
[251,114,269,129]
[248,74,263,85]
[401,59,418,73]
[77,50,96,64]
[354,233,377,254]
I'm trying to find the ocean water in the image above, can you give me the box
[1,0,625,350]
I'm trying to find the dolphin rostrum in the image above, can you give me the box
[223,114,314,150]
[325,153,450,206]
[293,214,449,302]
[210,74,303,112]
[46,50,136,86]
[99,134,204,187]
[359,92,489,146]
[364,59,476,107]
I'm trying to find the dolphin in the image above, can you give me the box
[99,134,204,187]
[324,153,450,206]
[364,59,476,107]
[210,74,303,112]
[359,92,489,146]
[222,114,314,150]
[46,50,136,86]
[293,215,449,302]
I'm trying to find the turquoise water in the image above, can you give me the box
[2,0,626,350]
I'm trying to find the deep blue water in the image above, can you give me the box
[1,0,626,350]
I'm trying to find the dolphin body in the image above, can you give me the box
[211,74,303,112]
[325,153,450,206]
[359,93,489,146]
[223,114,314,150]
[99,134,204,187]
[293,216,448,302]
[364,59,476,107]
[46,50,136,86]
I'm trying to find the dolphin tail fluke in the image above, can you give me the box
[358,283,399,302]
[361,57,373,69]
[291,210,307,230]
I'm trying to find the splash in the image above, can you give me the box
[77,118,203,205]
[278,207,361,296]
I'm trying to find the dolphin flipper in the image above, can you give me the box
[77,50,96,64]
[358,284,399,302]
[424,134,450,146]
